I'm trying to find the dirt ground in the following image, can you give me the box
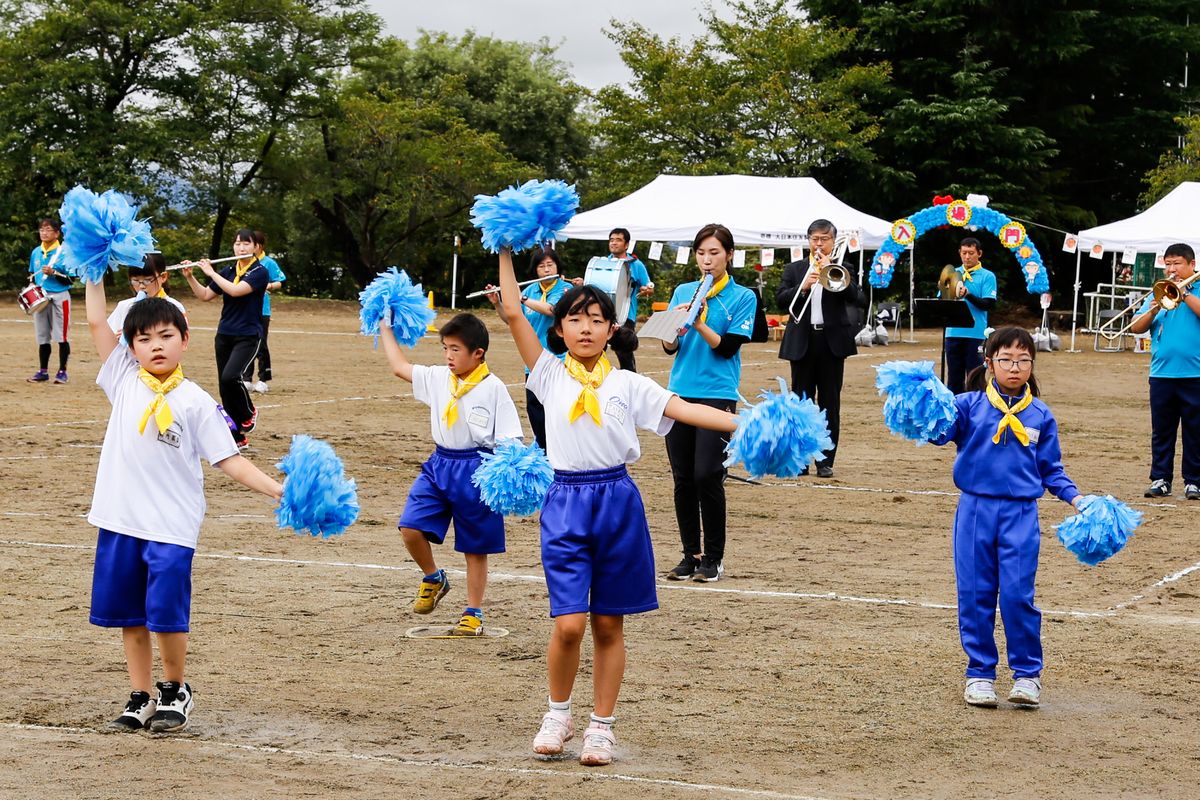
[1,293,1197,800]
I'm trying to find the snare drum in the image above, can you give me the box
[17,283,49,315]
[583,257,632,325]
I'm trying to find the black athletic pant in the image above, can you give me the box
[613,319,637,372]
[665,396,736,562]
[788,330,845,468]
[945,336,983,395]
[242,315,273,382]
[526,385,547,451]
[215,333,259,428]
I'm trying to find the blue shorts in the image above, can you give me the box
[540,465,657,617]
[398,446,506,555]
[89,529,195,633]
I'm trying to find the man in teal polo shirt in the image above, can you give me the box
[1130,243,1200,500]
[944,237,997,394]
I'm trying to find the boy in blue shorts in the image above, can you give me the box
[84,274,284,733]
[377,312,523,636]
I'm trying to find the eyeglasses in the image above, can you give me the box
[129,275,159,286]
[993,358,1033,370]
[808,234,834,244]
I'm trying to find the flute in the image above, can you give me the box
[165,254,256,271]
[464,274,560,299]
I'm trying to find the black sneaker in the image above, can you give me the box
[692,557,724,583]
[1145,479,1171,498]
[149,681,194,733]
[1186,483,1200,501]
[109,691,156,731]
[816,464,833,478]
[665,555,700,581]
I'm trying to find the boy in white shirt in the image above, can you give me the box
[377,313,523,636]
[84,275,284,733]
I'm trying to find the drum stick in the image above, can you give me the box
[465,274,559,299]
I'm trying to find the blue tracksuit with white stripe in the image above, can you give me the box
[931,383,1080,679]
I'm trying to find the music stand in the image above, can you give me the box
[913,298,975,384]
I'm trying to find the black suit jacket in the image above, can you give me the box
[775,258,868,361]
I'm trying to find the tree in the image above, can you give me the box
[1142,115,1200,205]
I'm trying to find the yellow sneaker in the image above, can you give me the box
[450,612,484,636]
[413,571,450,614]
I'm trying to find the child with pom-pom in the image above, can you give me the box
[930,326,1084,710]
[496,247,738,767]
[376,311,524,636]
[82,271,284,734]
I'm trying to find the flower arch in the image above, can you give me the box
[868,197,1049,294]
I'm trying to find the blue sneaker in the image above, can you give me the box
[54,370,68,384]
[27,369,49,382]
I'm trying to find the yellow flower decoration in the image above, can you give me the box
[891,219,916,246]
[946,200,973,227]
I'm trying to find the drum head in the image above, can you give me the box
[583,257,632,325]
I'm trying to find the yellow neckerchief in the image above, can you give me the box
[233,257,255,284]
[40,241,60,256]
[960,262,982,282]
[537,277,559,303]
[443,363,491,428]
[985,379,1033,446]
[137,365,185,435]
[698,272,731,324]
[156,287,168,298]
[564,353,612,426]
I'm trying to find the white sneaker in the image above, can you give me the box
[533,711,574,755]
[109,691,156,731]
[1008,677,1042,707]
[252,381,269,393]
[578,722,616,766]
[148,681,194,732]
[964,678,998,707]
[242,380,254,392]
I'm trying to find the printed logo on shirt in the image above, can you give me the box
[604,397,629,425]
[1025,426,1041,444]
[157,423,182,449]
[736,317,753,333]
[467,406,491,429]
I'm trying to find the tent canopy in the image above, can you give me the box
[561,174,893,248]
[1078,181,1200,253]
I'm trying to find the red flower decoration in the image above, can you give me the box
[932,194,955,205]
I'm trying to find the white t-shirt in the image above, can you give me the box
[108,294,188,336]
[88,347,240,549]
[526,350,675,471]
[411,364,523,449]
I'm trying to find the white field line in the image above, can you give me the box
[1,722,833,800]
[1111,558,1200,610]
[3,538,1192,622]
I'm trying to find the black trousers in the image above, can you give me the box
[788,329,845,468]
[665,397,736,562]
[613,318,637,371]
[1149,376,1200,484]
[215,333,259,427]
[526,385,547,451]
[241,315,273,382]
[945,336,983,394]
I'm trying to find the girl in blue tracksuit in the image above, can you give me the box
[931,326,1084,709]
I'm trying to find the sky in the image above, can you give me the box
[366,1,729,89]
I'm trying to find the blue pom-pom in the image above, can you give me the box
[470,179,580,253]
[275,435,359,538]
[358,267,436,347]
[1054,495,1142,566]
[58,186,155,283]
[471,439,554,516]
[724,378,833,478]
[874,360,957,444]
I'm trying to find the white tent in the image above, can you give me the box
[1068,181,1200,348]
[561,174,893,248]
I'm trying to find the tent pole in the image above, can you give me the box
[1068,249,1082,352]
[908,242,916,342]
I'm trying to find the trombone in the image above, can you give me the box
[1096,272,1200,340]
[789,233,852,323]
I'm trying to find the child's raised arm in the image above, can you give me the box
[215,454,284,500]
[85,279,118,362]
[498,249,545,371]
[664,395,738,433]
[377,314,415,383]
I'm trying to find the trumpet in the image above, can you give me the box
[464,274,560,299]
[789,233,851,323]
[1096,272,1199,340]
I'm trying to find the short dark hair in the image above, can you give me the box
[529,246,563,278]
[253,230,268,248]
[807,219,836,238]
[692,222,734,254]
[233,228,255,244]
[545,284,638,356]
[1164,243,1195,262]
[439,313,489,353]
[38,218,62,233]
[608,228,631,245]
[960,237,983,252]
[965,326,1040,396]
[129,252,167,277]
[123,297,188,343]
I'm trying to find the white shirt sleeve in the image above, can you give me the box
[628,373,675,436]
[492,381,525,442]
[526,349,558,403]
[96,345,138,404]
[192,397,241,466]
[410,364,435,407]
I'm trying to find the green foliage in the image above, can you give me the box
[1142,115,1200,205]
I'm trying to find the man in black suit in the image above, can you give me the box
[776,219,867,478]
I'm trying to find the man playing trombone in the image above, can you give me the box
[776,219,867,478]
[1129,243,1200,500]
